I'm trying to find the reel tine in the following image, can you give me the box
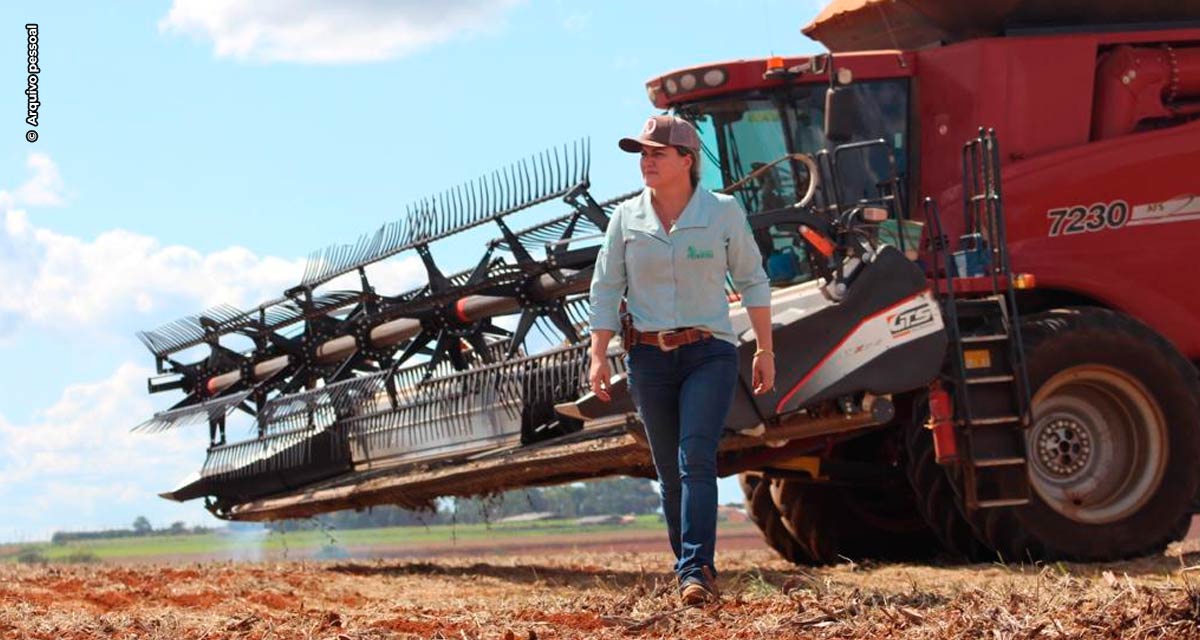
[433,193,446,238]
[410,202,423,244]
[429,198,440,238]
[484,171,496,219]
[447,190,460,236]
[500,165,511,212]
[567,140,577,187]
[402,203,416,245]
[136,306,226,357]
[133,390,253,433]
[570,139,581,186]
[408,202,422,244]
[506,162,518,211]
[465,177,479,227]
[412,200,426,241]
[538,148,549,195]
[519,158,531,205]
[553,145,563,192]
[413,199,423,241]
[423,198,436,240]
[286,140,592,290]
[582,138,590,183]
[451,186,463,231]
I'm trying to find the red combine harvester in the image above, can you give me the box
[132,0,1200,564]
[649,0,1200,562]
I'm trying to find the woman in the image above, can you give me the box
[587,114,775,605]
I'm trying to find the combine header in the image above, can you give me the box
[137,140,638,505]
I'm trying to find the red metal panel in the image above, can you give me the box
[652,52,915,110]
[917,37,1096,200]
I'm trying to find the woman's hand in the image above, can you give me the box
[752,352,775,395]
[589,356,613,401]
[746,307,775,396]
[589,330,615,401]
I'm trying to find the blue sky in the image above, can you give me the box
[0,0,824,541]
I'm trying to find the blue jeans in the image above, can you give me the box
[624,336,739,582]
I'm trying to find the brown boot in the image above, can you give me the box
[680,579,715,606]
[701,566,721,598]
[679,567,720,606]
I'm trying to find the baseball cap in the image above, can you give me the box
[619,115,700,153]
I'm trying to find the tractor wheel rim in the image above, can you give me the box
[1027,364,1167,525]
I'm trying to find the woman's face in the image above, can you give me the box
[639,146,692,189]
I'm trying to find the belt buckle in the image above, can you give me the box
[656,330,679,352]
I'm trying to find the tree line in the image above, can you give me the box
[268,476,660,532]
[51,517,213,544]
[47,477,661,540]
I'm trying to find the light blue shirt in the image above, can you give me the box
[588,187,771,346]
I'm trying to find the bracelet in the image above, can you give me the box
[753,349,774,358]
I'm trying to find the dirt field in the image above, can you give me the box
[5,526,1200,640]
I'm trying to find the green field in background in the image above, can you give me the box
[0,514,686,563]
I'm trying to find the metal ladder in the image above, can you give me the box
[927,128,1034,510]
[952,295,1031,509]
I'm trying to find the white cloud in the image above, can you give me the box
[0,155,425,340]
[0,209,300,335]
[4,153,65,208]
[0,363,211,537]
[0,363,184,485]
[159,0,523,63]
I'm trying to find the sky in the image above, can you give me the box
[0,0,825,542]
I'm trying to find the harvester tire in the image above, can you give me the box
[971,308,1200,561]
[768,475,941,564]
[903,399,993,562]
[738,473,812,564]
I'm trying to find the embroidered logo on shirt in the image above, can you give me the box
[686,245,714,260]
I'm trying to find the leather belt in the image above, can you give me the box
[632,327,713,352]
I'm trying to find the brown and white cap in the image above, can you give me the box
[618,115,700,153]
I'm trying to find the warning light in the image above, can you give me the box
[1013,273,1037,289]
[800,225,835,258]
[766,56,785,72]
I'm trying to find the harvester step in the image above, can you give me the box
[959,333,1008,343]
[975,498,1030,508]
[955,296,1005,307]
[973,457,1026,468]
[966,375,1015,384]
[962,416,1021,426]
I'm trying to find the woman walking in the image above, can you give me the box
[587,115,775,605]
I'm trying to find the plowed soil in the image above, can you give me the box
[5,539,1200,639]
